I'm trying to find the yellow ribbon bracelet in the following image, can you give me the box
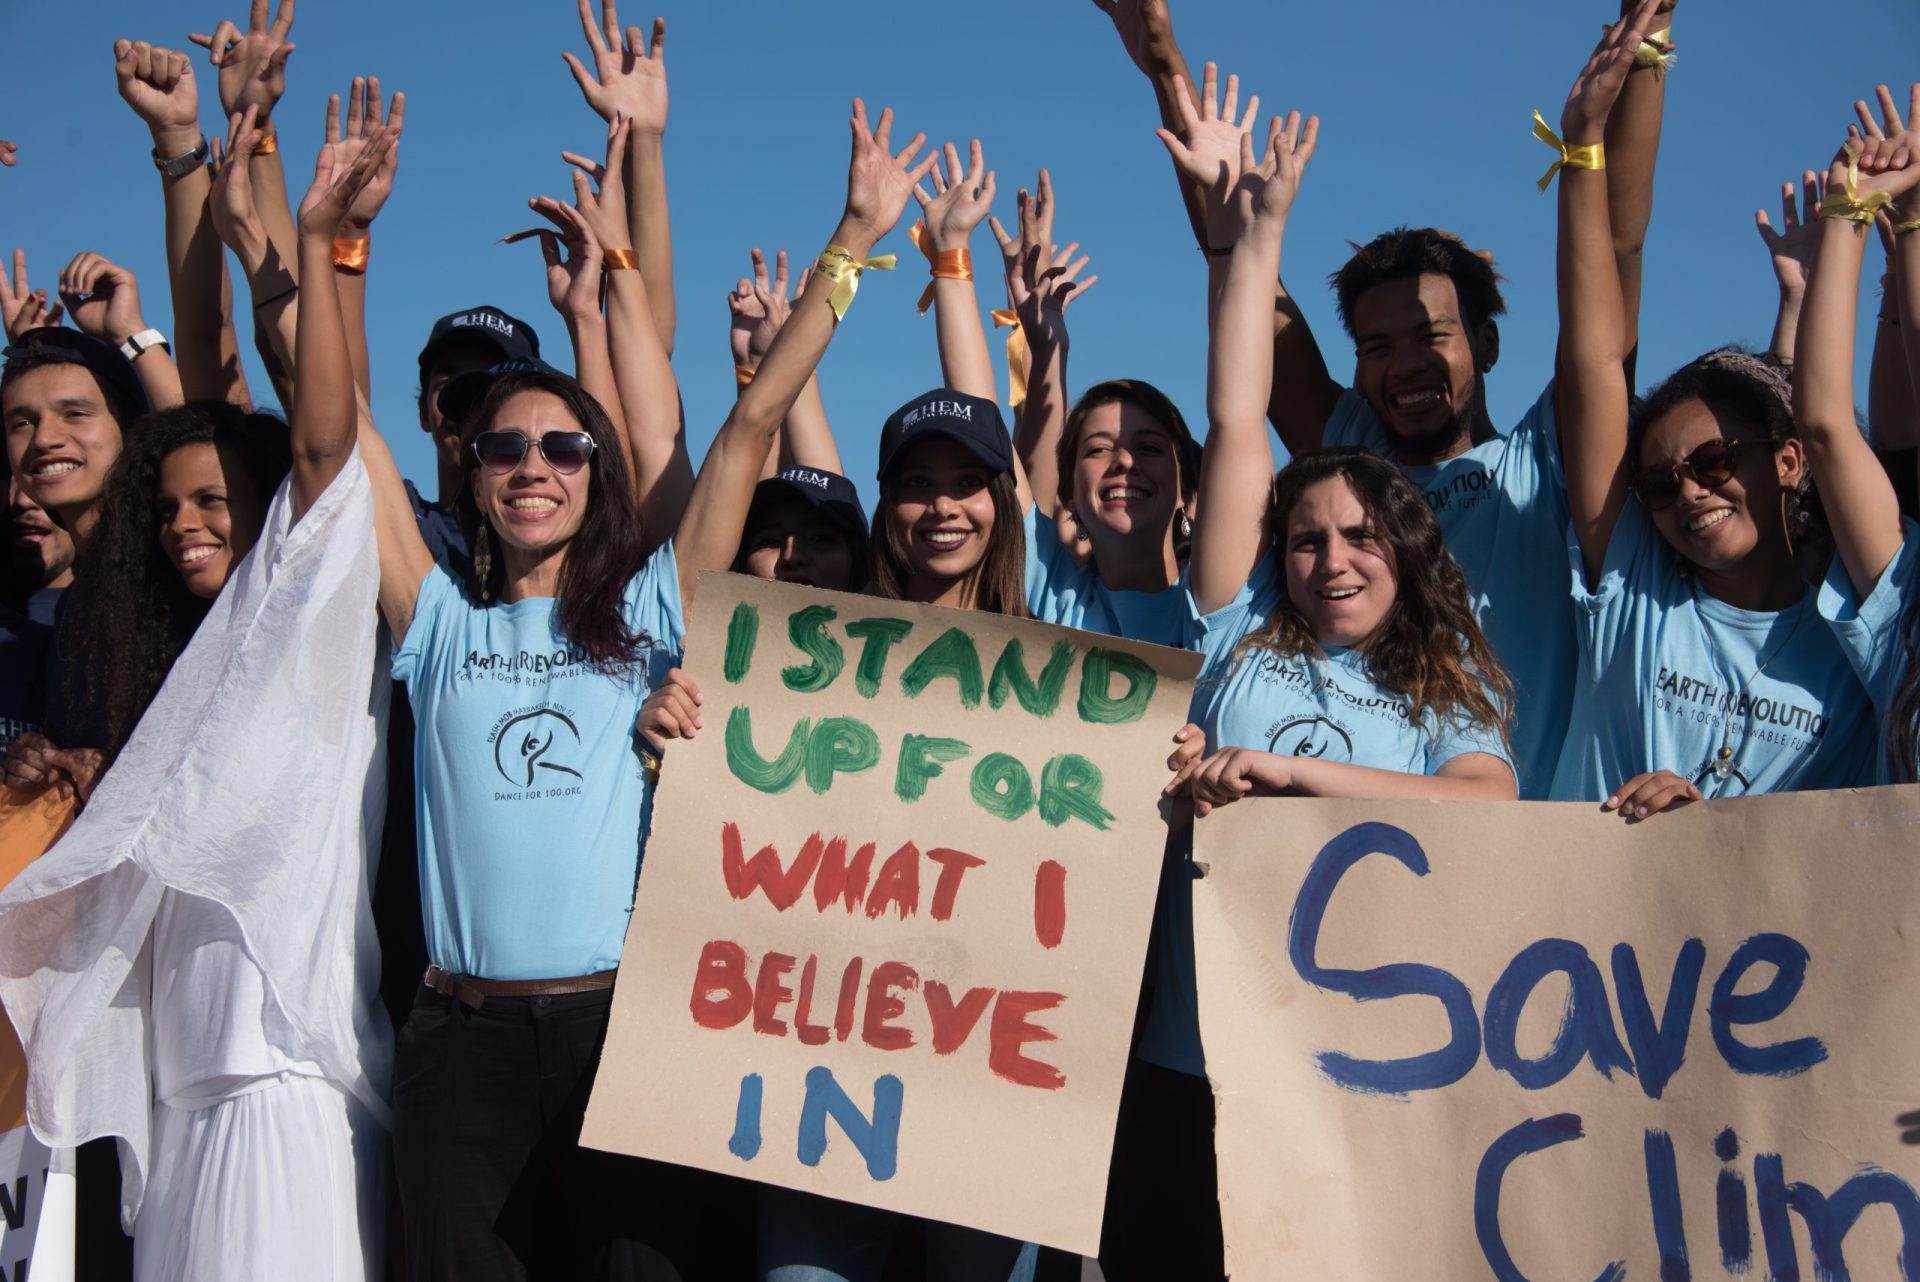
[814,244,895,322]
[1532,111,1606,192]
[1601,23,1675,70]
[1817,150,1894,225]
[1892,217,1920,234]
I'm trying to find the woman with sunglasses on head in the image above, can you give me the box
[365,100,933,1280]
[0,110,397,1281]
[1794,87,1920,781]
[1550,36,1879,815]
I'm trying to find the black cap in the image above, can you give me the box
[417,306,541,376]
[875,388,1011,481]
[436,358,562,429]
[747,466,870,546]
[1,327,151,426]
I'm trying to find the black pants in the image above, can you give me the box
[1097,1057,1224,1282]
[391,983,753,1282]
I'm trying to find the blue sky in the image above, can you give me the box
[5,0,1917,509]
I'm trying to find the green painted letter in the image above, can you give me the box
[901,627,984,709]
[1076,648,1157,725]
[970,752,1035,822]
[1038,754,1115,830]
[723,603,760,684]
[725,706,808,793]
[782,605,845,693]
[987,639,1074,717]
[804,716,882,794]
[895,734,973,802]
[844,617,914,697]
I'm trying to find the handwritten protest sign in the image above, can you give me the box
[584,573,1199,1253]
[1193,789,1920,1279]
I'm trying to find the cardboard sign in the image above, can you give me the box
[584,573,1199,1254]
[1193,789,1920,1280]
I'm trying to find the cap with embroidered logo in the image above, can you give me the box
[875,388,1011,481]
[417,305,541,376]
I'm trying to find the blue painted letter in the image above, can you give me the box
[1708,934,1827,1078]
[1612,940,1705,1100]
[1483,939,1633,1089]
[1474,1113,1624,1282]
[796,1067,904,1181]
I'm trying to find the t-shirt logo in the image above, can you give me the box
[1270,716,1354,762]
[492,706,584,786]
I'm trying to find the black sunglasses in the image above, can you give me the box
[1628,438,1768,511]
[471,429,596,475]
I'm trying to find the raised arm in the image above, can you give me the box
[1794,87,1920,598]
[1753,172,1824,364]
[288,99,396,516]
[1003,240,1095,517]
[1868,213,1918,451]
[208,107,298,406]
[331,78,404,404]
[564,0,674,354]
[673,99,935,614]
[1089,0,1206,250]
[1,251,64,340]
[914,140,1000,404]
[1164,69,1316,614]
[113,38,247,407]
[191,0,302,305]
[1601,0,1675,372]
[515,196,630,481]
[56,254,184,411]
[558,113,691,545]
[1556,4,1659,586]
[728,249,841,476]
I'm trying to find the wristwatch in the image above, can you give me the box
[118,329,170,362]
[151,135,209,178]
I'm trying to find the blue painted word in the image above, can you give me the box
[728,1067,904,1181]
[1287,822,1828,1097]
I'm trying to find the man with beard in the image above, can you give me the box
[1097,0,1676,793]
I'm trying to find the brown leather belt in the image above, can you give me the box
[423,964,616,1011]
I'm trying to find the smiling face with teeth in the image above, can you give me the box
[469,389,594,578]
[155,441,268,600]
[880,437,1005,608]
[3,363,126,541]
[1349,274,1497,464]
[1282,477,1399,648]
[1636,398,1804,583]
[1070,399,1184,552]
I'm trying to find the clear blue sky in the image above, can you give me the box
[6,0,1917,510]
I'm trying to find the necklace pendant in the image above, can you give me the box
[1711,747,1737,780]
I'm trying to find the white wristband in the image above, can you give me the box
[118,329,169,362]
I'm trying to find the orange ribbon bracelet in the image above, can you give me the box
[331,233,370,275]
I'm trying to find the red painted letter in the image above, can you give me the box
[862,960,920,1051]
[925,982,996,1055]
[793,955,831,1045]
[721,824,827,911]
[1033,860,1067,949]
[926,848,986,922]
[689,940,753,1030]
[833,956,865,1042]
[865,842,921,920]
[752,951,798,1036]
[989,990,1066,1089]
[813,838,876,914]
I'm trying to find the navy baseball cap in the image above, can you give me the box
[417,306,541,375]
[2,327,150,426]
[747,466,870,546]
[436,358,563,429]
[875,388,1012,481]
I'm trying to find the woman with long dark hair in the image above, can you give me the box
[0,110,398,1280]
[1792,88,1920,781]
[1551,31,1880,815]
[364,99,934,1280]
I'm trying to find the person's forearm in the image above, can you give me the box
[154,126,244,405]
[1209,230,1284,436]
[1601,12,1670,364]
[779,372,842,474]
[289,233,359,509]
[568,308,632,477]
[251,148,300,289]
[129,344,186,411]
[1557,162,1632,578]
[339,257,372,404]
[1868,266,1916,449]
[1130,10,1209,252]
[1016,333,1069,509]
[607,269,692,541]
[625,132,675,356]
[1768,287,1805,366]
[1266,275,1337,457]
[1283,755,1515,802]
[931,275,997,401]
[1899,229,1920,440]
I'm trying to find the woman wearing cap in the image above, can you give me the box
[0,115,397,1281]
[1549,42,1880,814]
[358,99,933,1279]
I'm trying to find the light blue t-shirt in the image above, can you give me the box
[1551,505,1876,802]
[1137,552,1513,1077]
[1817,518,1920,782]
[391,543,684,980]
[1023,505,1189,647]
[1326,382,1572,797]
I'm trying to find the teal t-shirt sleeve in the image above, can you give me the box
[1817,517,1920,712]
[1323,388,1389,454]
[1568,499,1665,680]
[1185,548,1283,669]
[625,538,687,673]
[1425,697,1517,780]
[391,564,460,686]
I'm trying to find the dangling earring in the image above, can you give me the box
[1176,509,1193,541]
[1778,488,1798,561]
[474,524,494,603]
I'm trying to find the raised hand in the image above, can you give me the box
[728,248,806,367]
[988,168,1055,283]
[297,93,398,240]
[2,250,64,340]
[560,114,633,253]
[1753,172,1825,297]
[1153,63,1261,247]
[209,107,269,267]
[113,40,201,152]
[913,140,997,253]
[563,0,667,135]
[189,0,296,123]
[1560,0,1663,143]
[1010,242,1096,350]
[842,99,937,248]
[331,77,405,232]
[1089,0,1174,76]
[56,254,148,345]
[523,196,606,321]
[1846,83,1920,212]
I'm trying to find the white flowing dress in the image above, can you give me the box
[0,449,392,1280]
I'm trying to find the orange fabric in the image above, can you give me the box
[0,786,77,1130]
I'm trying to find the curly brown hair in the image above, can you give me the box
[1239,448,1512,745]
